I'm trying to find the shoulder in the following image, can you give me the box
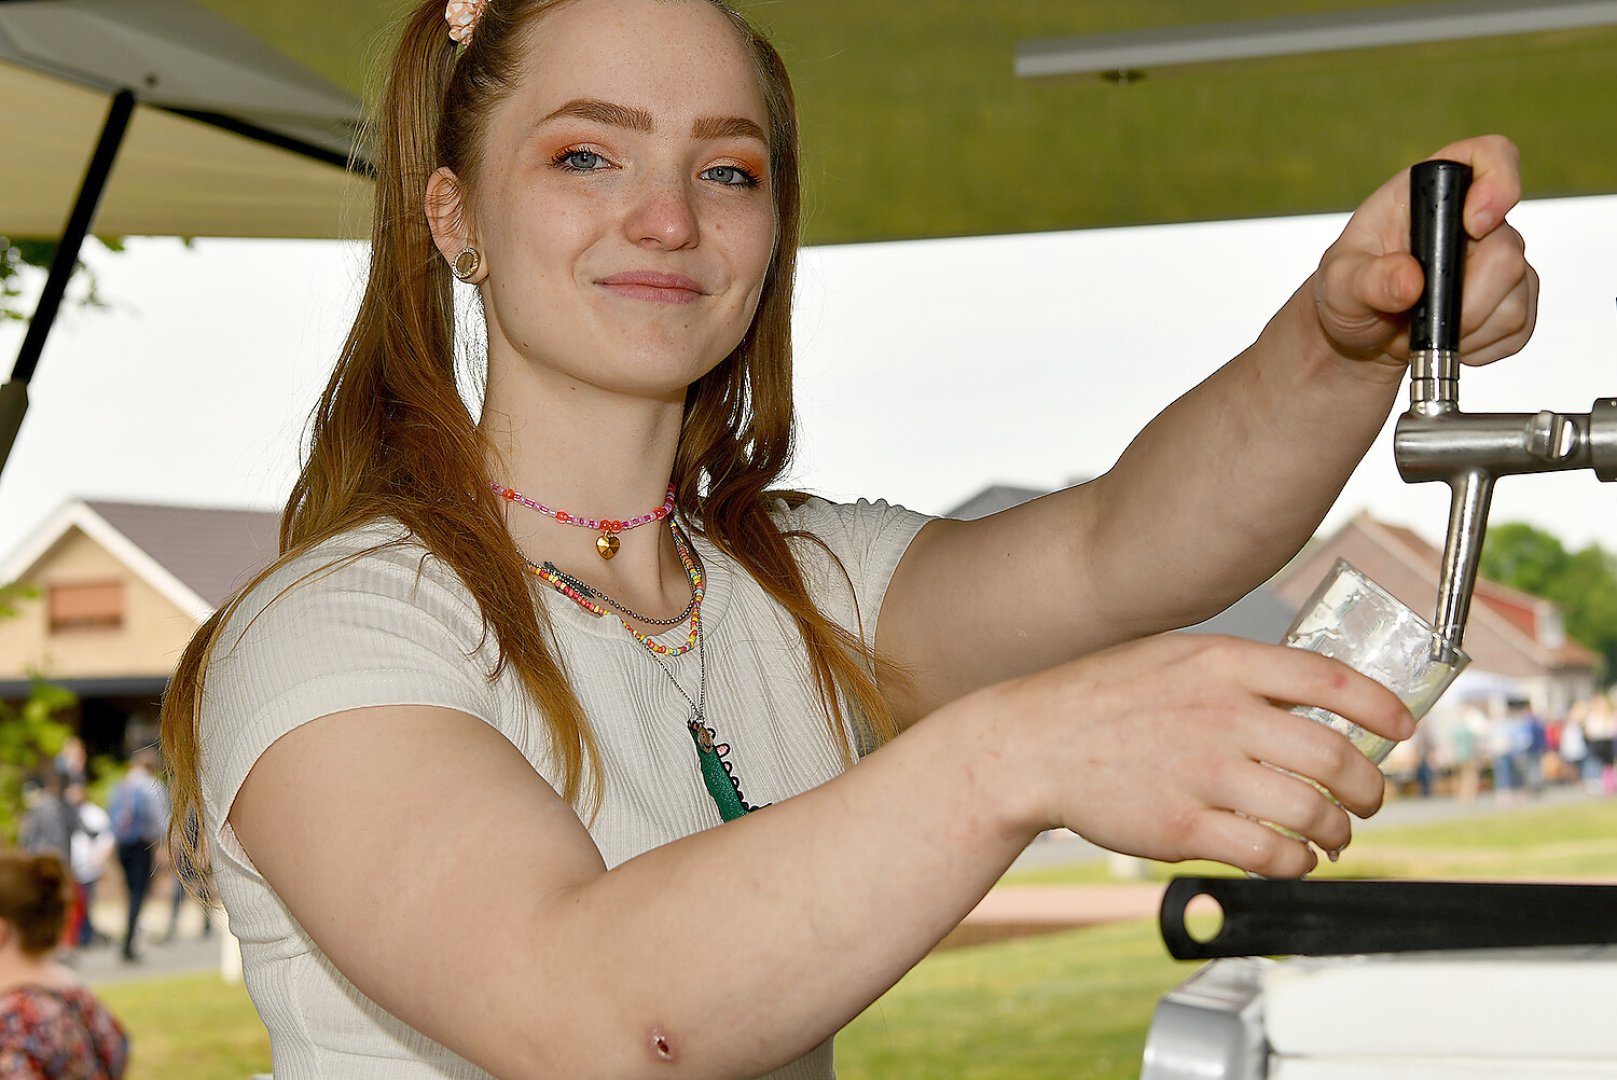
[770,494,930,565]
[763,494,933,642]
[215,518,486,658]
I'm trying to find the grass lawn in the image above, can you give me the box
[838,919,1184,1080]
[1003,795,1617,886]
[91,796,1617,1078]
[95,973,269,1080]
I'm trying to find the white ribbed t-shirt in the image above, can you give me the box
[199,496,931,1080]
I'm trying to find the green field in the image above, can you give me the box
[1005,795,1617,886]
[95,795,1617,1078]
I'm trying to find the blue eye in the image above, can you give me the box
[556,149,609,172]
[702,164,759,188]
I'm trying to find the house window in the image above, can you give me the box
[47,581,124,632]
[1540,610,1566,650]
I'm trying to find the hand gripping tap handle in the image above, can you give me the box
[1407,160,1478,663]
[1409,160,1471,410]
[1397,161,1617,663]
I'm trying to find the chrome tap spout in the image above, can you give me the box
[1393,161,1617,659]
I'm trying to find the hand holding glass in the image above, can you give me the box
[1265,559,1469,851]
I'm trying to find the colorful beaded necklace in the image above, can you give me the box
[526,518,702,655]
[494,482,676,560]
[526,519,758,820]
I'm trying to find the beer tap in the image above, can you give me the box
[1394,160,1617,662]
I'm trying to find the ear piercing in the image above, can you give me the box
[452,246,482,281]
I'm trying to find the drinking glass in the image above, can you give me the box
[1262,558,1469,850]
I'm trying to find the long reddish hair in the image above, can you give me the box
[160,0,900,872]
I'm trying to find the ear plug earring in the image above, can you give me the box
[452,246,482,281]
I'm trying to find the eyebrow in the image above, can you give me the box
[538,98,766,145]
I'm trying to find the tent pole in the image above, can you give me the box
[0,89,136,483]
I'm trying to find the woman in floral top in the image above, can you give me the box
[0,850,127,1078]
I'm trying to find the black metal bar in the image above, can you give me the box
[1161,875,1617,959]
[0,89,135,480]
[161,106,374,178]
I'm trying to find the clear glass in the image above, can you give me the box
[1259,559,1469,854]
[1282,558,1470,764]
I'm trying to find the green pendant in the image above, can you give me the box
[687,719,753,822]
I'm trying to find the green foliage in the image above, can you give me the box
[0,580,36,621]
[0,236,115,322]
[1481,522,1617,681]
[0,584,78,842]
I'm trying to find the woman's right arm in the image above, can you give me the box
[230,632,1410,1080]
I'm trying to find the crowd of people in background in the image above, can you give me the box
[0,737,220,1077]
[1391,686,1617,803]
[16,740,212,964]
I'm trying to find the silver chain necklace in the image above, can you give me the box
[525,530,698,627]
[647,618,707,724]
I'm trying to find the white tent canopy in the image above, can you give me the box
[1,0,372,479]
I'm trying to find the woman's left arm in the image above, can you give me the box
[879,135,1537,724]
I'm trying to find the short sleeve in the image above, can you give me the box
[199,525,499,877]
[772,496,932,651]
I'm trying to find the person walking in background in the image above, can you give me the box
[63,785,113,950]
[1560,702,1590,792]
[1452,703,1485,803]
[52,740,87,792]
[18,773,84,952]
[107,750,166,963]
[0,850,128,1078]
[18,775,75,865]
[1586,690,1617,795]
[1488,702,1521,804]
[1518,700,1548,798]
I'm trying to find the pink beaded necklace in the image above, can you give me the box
[494,483,675,559]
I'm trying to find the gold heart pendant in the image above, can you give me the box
[596,534,621,559]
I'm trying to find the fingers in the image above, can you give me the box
[1458,225,1538,366]
[1223,642,1415,747]
[1237,706,1390,818]
[1218,760,1357,854]
[1318,246,1422,325]
[1178,806,1320,879]
[1312,134,1533,364]
[1424,134,1521,240]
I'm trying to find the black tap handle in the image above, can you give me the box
[1409,160,1472,354]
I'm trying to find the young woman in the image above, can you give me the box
[159,0,1536,1076]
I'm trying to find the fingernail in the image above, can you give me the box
[1470,208,1497,236]
[1327,847,1342,863]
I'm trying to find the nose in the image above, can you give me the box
[624,170,699,250]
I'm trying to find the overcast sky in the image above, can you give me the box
[3,192,1616,568]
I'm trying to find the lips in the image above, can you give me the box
[597,270,705,304]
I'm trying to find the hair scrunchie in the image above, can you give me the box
[446,0,487,45]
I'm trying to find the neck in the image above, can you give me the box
[480,357,689,611]
[0,946,66,993]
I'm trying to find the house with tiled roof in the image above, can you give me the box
[0,499,280,761]
[1270,511,1600,719]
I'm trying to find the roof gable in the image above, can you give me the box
[83,500,280,608]
[1276,513,1596,673]
[0,498,280,618]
